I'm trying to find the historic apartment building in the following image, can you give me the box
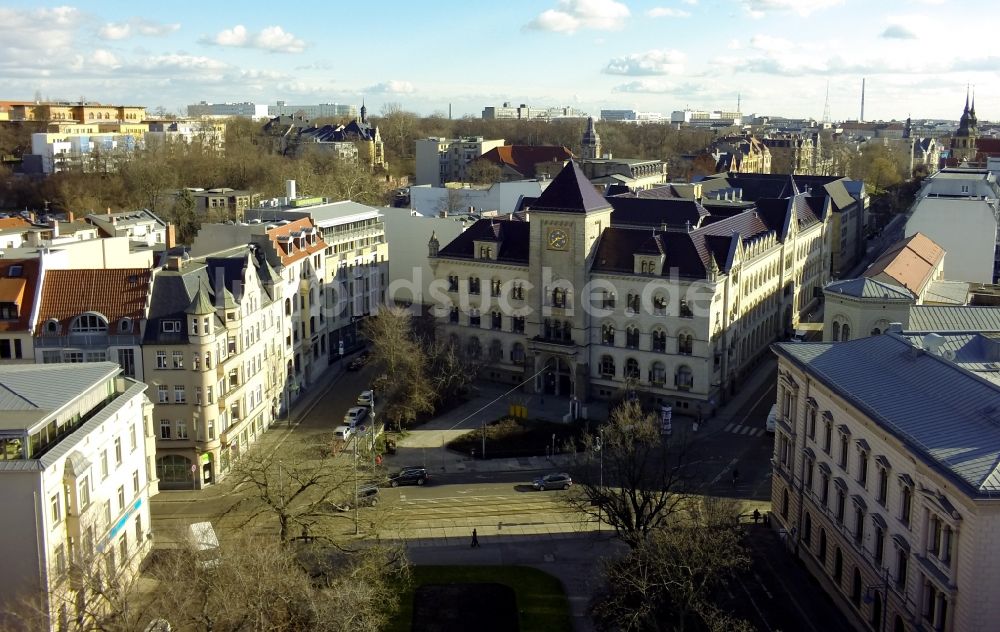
[0,363,157,630]
[770,332,1000,632]
[143,245,289,489]
[429,160,829,412]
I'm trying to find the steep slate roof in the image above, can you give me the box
[824,277,914,300]
[477,145,574,178]
[591,228,707,278]
[0,259,39,333]
[36,268,151,331]
[526,160,609,213]
[863,232,944,296]
[436,219,530,264]
[774,334,1000,495]
[907,306,1000,333]
[608,197,709,229]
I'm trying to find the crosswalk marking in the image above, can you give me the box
[724,423,735,432]
[724,424,765,438]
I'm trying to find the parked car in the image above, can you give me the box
[334,425,353,441]
[344,406,369,428]
[388,466,428,487]
[333,483,379,511]
[347,357,365,371]
[533,472,573,491]
[357,390,374,406]
[765,404,777,434]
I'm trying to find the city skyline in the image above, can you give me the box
[0,0,996,122]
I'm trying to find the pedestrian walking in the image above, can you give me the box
[471,528,480,548]
[753,508,761,524]
[731,467,740,488]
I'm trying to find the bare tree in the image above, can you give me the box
[566,400,697,549]
[364,307,435,430]
[590,497,753,632]
[221,441,363,543]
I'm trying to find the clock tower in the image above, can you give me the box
[525,160,612,399]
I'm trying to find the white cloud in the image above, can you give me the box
[0,6,82,51]
[682,0,698,4]
[739,0,843,18]
[98,18,180,40]
[366,80,415,94]
[647,7,691,18]
[881,25,916,39]
[202,24,305,53]
[604,49,686,75]
[613,79,675,93]
[525,0,630,34]
[749,34,793,52]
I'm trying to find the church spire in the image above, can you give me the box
[581,117,601,160]
[360,98,367,123]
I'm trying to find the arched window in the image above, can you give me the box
[511,343,525,365]
[156,454,193,483]
[468,277,481,295]
[602,323,616,345]
[489,339,503,361]
[626,326,640,349]
[45,319,59,334]
[851,567,863,606]
[842,323,851,341]
[624,358,639,379]
[819,528,827,563]
[652,294,667,316]
[871,327,881,336]
[652,329,667,352]
[119,318,132,333]
[466,337,481,359]
[599,355,615,378]
[678,332,693,355]
[833,322,841,341]
[804,512,812,545]
[285,298,292,316]
[552,287,566,308]
[782,488,790,518]
[650,361,666,385]
[70,313,108,334]
[675,365,693,390]
[894,615,905,632]
[834,547,843,584]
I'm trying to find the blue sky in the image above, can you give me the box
[0,0,995,121]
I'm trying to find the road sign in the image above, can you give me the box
[190,463,197,473]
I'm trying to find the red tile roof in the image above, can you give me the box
[36,268,151,332]
[863,232,943,296]
[0,259,39,332]
[0,218,31,230]
[477,145,574,178]
[264,218,328,266]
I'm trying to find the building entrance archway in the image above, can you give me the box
[538,355,573,397]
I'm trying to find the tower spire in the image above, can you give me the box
[822,81,831,124]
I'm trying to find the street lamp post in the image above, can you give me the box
[353,435,359,536]
[481,420,486,460]
[595,430,604,532]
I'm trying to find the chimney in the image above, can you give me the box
[165,223,177,249]
[285,179,297,200]
[165,255,185,271]
[66,211,74,223]
[49,218,59,238]
[106,207,111,215]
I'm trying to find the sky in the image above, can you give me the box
[1,0,996,122]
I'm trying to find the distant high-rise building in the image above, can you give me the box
[482,102,588,120]
[186,101,269,120]
[266,101,357,119]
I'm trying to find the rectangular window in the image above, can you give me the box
[117,486,125,511]
[878,468,888,506]
[135,515,143,544]
[129,424,137,452]
[132,470,140,496]
[114,438,122,466]
[78,477,90,509]
[104,500,112,527]
[157,385,169,403]
[156,351,167,369]
[172,351,184,369]
[118,535,127,568]
[118,348,136,378]
[101,450,109,478]
[174,386,186,404]
[207,418,215,440]
[50,493,61,523]
[159,419,171,440]
[195,387,202,405]
[55,543,66,575]
[176,419,188,439]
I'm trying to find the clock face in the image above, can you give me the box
[548,228,569,250]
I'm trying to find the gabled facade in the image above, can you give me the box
[429,160,830,412]
[142,248,286,489]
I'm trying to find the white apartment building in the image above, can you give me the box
[0,363,157,630]
[905,168,1000,284]
[29,132,140,174]
[186,101,269,120]
[482,102,589,120]
[246,197,388,357]
[267,101,356,119]
[671,109,743,127]
[85,210,171,250]
[429,161,829,413]
[771,332,1000,632]
[415,137,506,186]
[600,110,665,123]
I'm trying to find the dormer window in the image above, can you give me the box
[70,313,108,334]
[119,318,132,333]
[45,319,59,334]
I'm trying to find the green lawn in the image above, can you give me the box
[385,565,573,632]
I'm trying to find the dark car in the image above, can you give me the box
[333,483,379,511]
[533,472,573,491]
[388,466,428,487]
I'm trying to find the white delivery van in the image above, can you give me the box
[765,404,777,434]
[187,521,221,569]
